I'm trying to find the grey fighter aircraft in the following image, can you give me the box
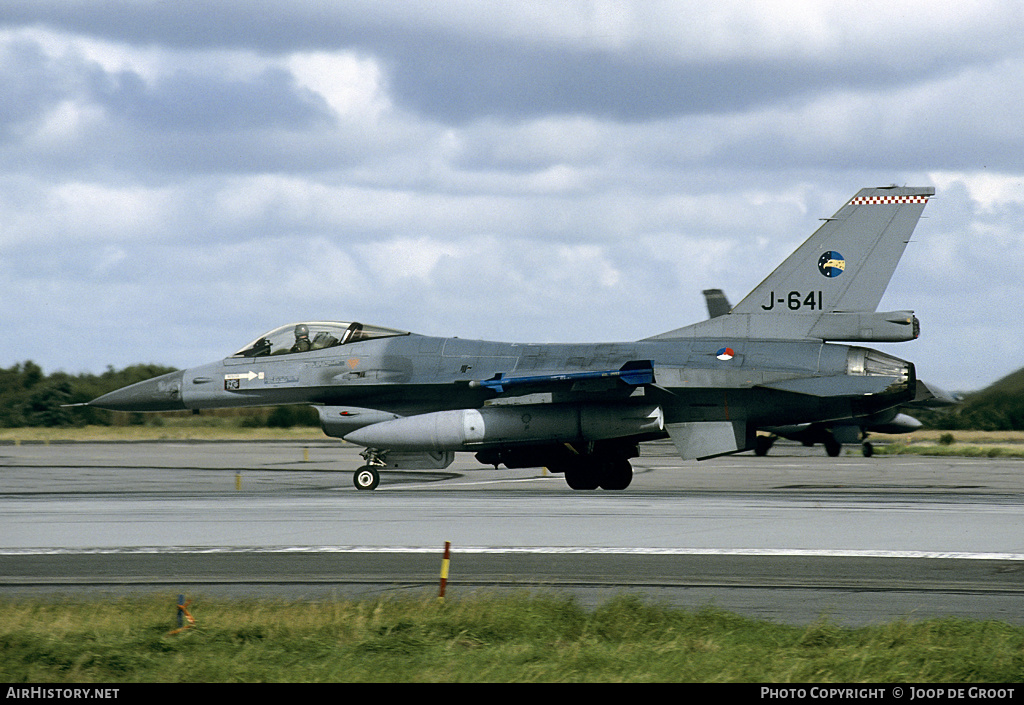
[90,186,935,491]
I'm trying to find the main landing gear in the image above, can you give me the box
[474,442,638,491]
[354,443,638,492]
[823,434,842,458]
[754,432,875,457]
[353,458,633,491]
[563,457,633,490]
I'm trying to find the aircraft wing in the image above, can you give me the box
[756,374,910,398]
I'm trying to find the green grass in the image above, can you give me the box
[873,443,1024,458]
[2,594,1023,682]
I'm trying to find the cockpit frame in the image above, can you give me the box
[231,321,409,358]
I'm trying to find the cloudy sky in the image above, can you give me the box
[2,1,1023,392]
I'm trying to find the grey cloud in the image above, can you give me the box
[379,38,974,124]
[4,1,1001,124]
[94,67,334,132]
[0,40,357,177]
[0,39,77,138]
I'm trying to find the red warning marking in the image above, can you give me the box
[849,195,929,205]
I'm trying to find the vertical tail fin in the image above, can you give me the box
[646,186,933,342]
[731,186,933,315]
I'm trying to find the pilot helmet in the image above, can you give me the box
[294,324,309,339]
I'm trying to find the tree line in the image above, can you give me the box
[915,367,1024,432]
[0,361,317,428]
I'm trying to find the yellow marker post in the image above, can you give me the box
[235,471,241,491]
[303,447,310,462]
[438,541,451,602]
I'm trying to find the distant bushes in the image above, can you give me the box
[0,361,133,428]
[913,366,1024,432]
[0,361,318,429]
[266,404,319,428]
[919,402,1024,432]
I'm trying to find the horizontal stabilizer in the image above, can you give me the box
[666,420,753,460]
[471,360,654,394]
[757,375,907,397]
[911,380,961,408]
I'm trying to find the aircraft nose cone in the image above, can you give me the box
[89,370,186,412]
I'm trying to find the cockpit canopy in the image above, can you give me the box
[231,321,409,358]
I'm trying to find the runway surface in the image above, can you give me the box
[2,439,1023,625]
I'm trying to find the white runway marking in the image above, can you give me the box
[5,546,1024,561]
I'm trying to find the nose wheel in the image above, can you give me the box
[353,465,380,491]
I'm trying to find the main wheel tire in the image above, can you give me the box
[824,436,842,457]
[598,459,633,490]
[564,465,599,490]
[862,441,874,457]
[353,465,380,491]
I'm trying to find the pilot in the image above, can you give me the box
[290,324,311,353]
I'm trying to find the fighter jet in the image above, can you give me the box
[90,186,935,490]
[699,289,958,457]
